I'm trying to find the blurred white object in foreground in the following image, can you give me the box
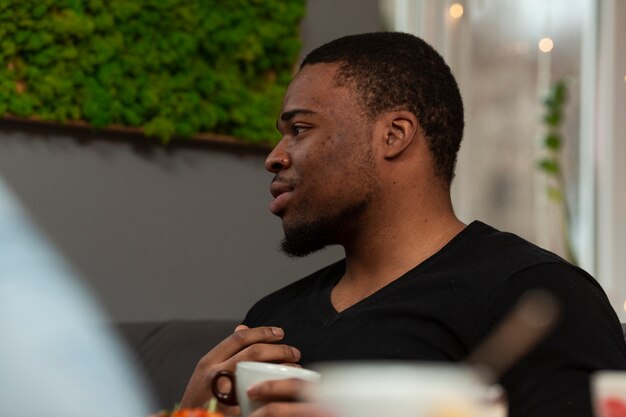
[592,371,626,417]
[0,177,153,417]
[310,362,493,417]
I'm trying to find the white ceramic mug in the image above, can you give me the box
[308,362,491,417]
[211,361,321,417]
[592,371,626,417]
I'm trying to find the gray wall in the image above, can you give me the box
[0,0,380,322]
[0,122,343,321]
[300,0,383,61]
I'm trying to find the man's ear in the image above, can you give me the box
[382,110,419,159]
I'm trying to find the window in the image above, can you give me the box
[385,0,626,319]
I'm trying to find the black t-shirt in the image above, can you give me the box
[243,221,626,417]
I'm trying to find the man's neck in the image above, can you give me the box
[330,209,465,313]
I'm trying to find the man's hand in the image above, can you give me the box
[247,378,333,417]
[180,325,301,414]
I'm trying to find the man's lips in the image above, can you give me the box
[269,182,294,215]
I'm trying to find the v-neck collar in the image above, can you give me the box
[310,221,487,326]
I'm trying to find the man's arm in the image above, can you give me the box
[180,325,301,414]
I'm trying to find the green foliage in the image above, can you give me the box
[0,0,306,144]
[537,79,577,264]
[538,80,567,179]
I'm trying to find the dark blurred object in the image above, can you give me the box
[116,319,239,409]
[467,289,560,380]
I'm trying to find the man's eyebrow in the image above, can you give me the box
[279,108,316,122]
[276,109,317,132]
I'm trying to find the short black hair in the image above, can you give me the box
[301,32,464,185]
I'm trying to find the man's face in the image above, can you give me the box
[265,63,380,256]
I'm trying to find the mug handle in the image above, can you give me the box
[210,370,239,406]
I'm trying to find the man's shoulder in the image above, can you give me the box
[462,221,565,261]
[454,221,579,278]
[434,221,604,309]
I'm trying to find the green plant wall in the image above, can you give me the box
[0,0,305,144]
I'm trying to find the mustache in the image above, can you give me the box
[271,175,298,188]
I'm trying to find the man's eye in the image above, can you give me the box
[292,125,307,135]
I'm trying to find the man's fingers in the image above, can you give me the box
[280,363,302,368]
[235,324,249,332]
[247,378,306,401]
[247,379,332,417]
[206,326,285,362]
[227,343,301,366]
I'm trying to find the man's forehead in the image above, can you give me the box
[289,63,345,93]
[295,62,341,81]
[281,63,351,112]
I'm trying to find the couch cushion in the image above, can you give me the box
[116,319,239,409]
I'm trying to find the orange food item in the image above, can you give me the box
[151,408,223,417]
[151,399,224,417]
[170,408,224,417]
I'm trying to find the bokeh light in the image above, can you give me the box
[449,3,464,19]
[538,37,554,53]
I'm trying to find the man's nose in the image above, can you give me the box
[264,142,291,173]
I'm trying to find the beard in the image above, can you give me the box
[278,132,377,257]
[280,200,368,257]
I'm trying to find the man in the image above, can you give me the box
[182,32,626,417]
